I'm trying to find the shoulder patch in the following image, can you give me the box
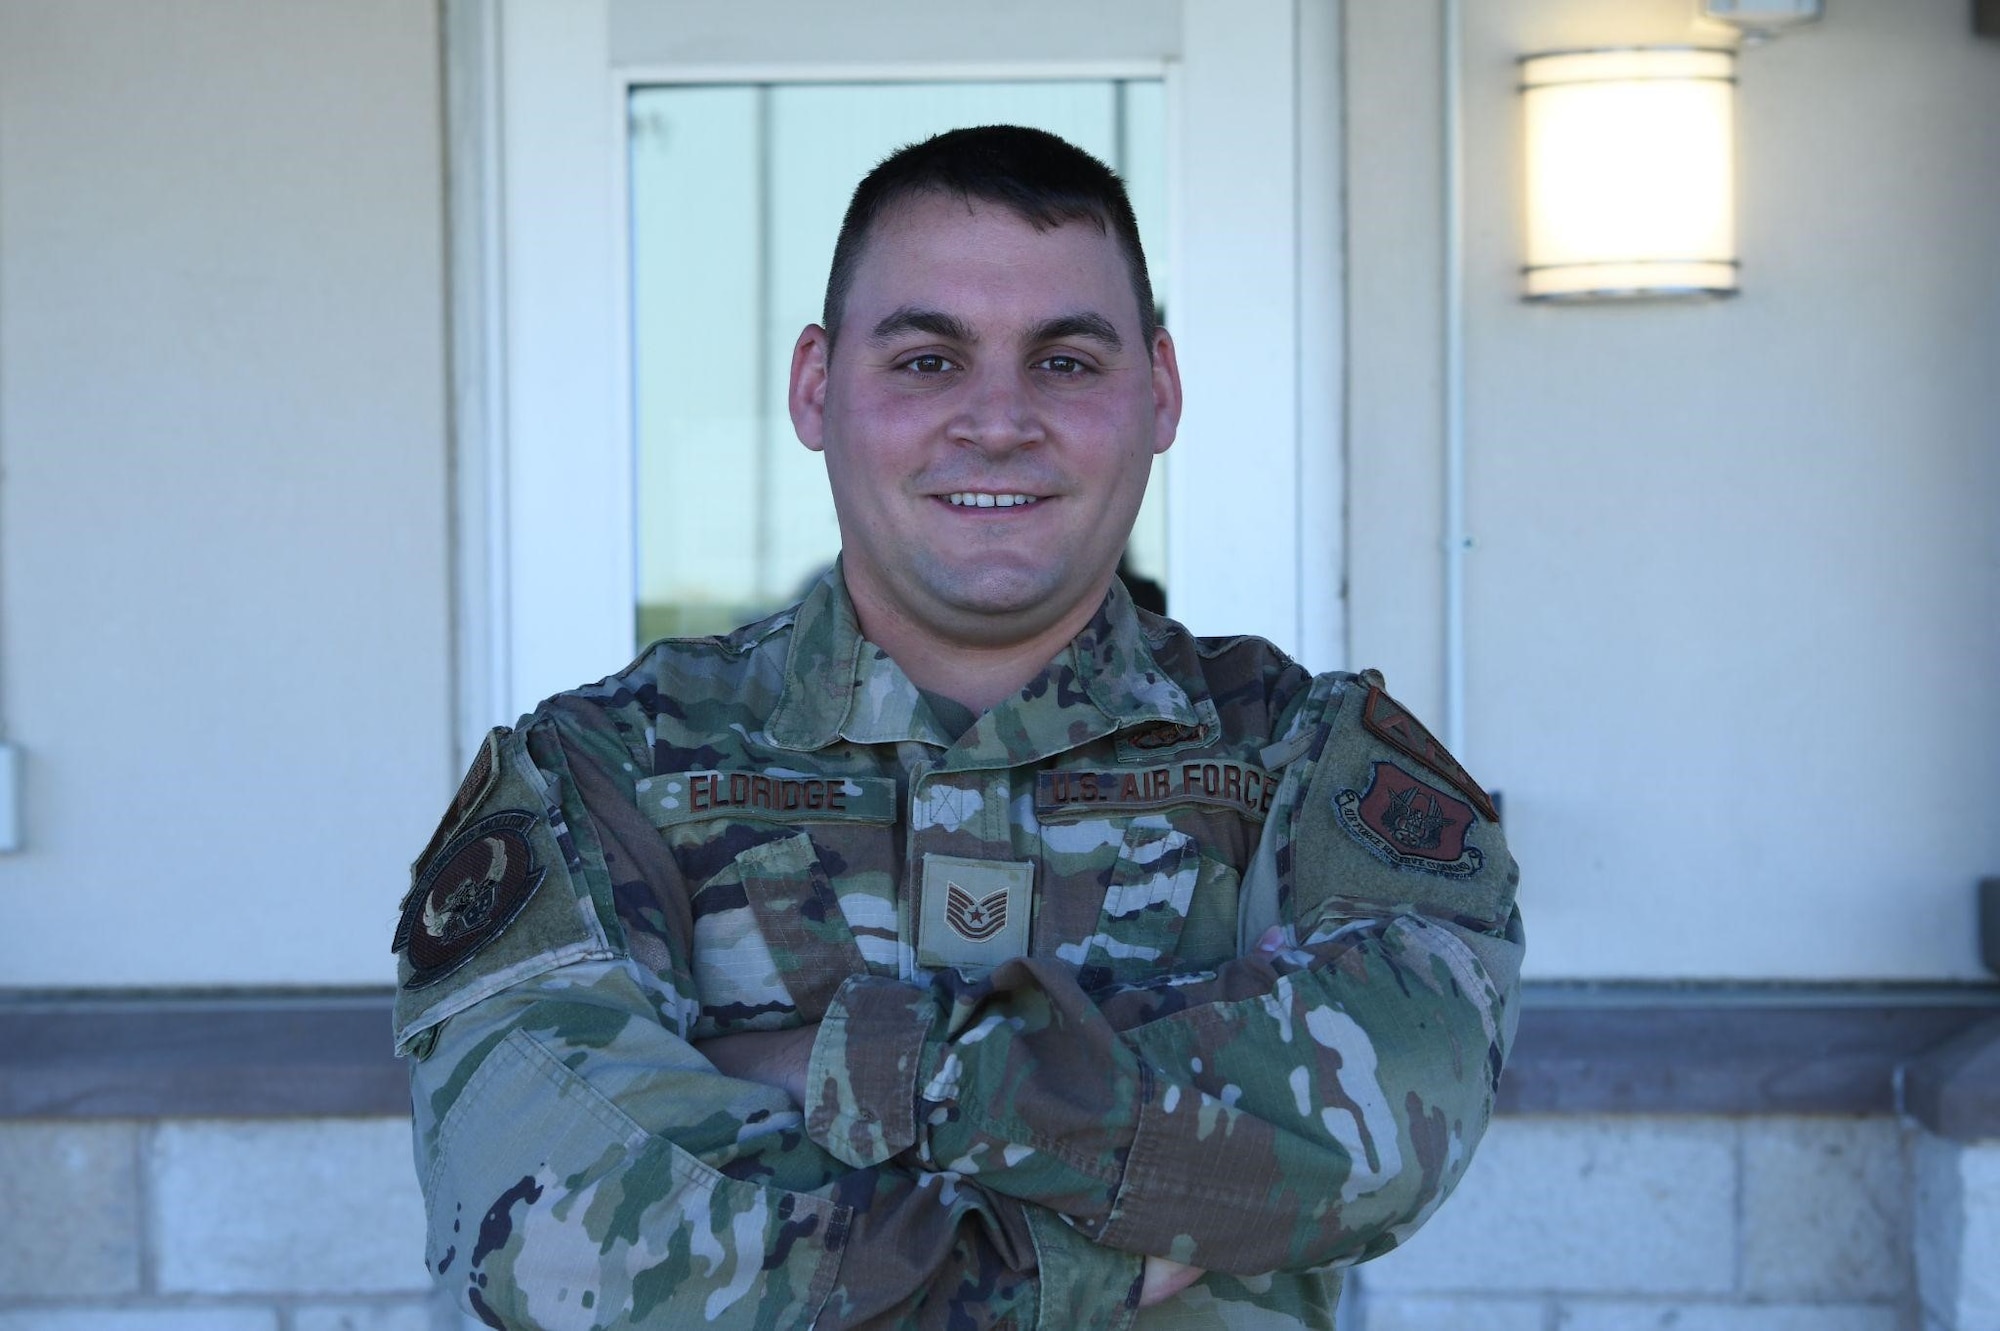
[1335,761,1483,878]
[413,727,508,875]
[393,809,548,990]
[1359,681,1498,822]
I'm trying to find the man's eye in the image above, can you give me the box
[903,354,956,374]
[1038,355,1089,375]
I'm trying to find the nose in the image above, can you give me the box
[947,363,1044,454]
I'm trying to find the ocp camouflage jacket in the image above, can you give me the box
[394,569,1525,1331]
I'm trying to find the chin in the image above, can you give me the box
[927,567,1070,622]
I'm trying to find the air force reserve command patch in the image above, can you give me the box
[393,809,548,989]
[1336,761,1484,878]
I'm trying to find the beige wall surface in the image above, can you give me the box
[0,1,453,986]
[1348,0,2000,978]
[1,0,1991,989]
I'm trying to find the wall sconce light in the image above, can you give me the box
[1520,47,1738,301]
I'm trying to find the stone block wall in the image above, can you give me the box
[0,1118,455,1331]
[1913,1134,2000,1331]
[1349,1115,1917,1331]
[0,1111,1989,1331]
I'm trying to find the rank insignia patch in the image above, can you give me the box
[945,883,1010,943]
[1336,762,1484,878]
[918,854,1031,970]
[393,809,547,990]
[1359,682,1499,822]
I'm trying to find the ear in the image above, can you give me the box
[1148,327,1183,456]
[789,325,832,452]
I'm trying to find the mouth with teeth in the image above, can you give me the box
[943,492,1041,509]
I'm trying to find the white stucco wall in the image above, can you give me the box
[0,0,1990,989]
[1348,0,2000,979]
[0,0,452,986]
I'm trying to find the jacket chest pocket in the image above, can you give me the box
[638,771,900,1038]
[1051,819,1242,990]
[686,826,912,1038]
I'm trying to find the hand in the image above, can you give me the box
[1253,924,1308,965]
[694,1024,818,1106]
[1137,1256,1206,1307]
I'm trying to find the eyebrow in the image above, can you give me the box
[1026,312,1123,351]
[869,306,975,344]
[865,306,1126,353]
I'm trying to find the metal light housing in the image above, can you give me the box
[1521,47,1739,301]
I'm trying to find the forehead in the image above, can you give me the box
[843,193,1138,331]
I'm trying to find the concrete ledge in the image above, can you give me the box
[0,994,405,1118]
[1901,1015,2000,1143]
[1499,988,2000,1116]
[3,984,1997,1120]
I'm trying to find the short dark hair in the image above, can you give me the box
[822,125,1158,351]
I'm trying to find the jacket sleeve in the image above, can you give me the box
[802,672,1524,1278]
[397,708,1145,1331]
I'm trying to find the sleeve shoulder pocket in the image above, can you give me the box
[394,722,618,1055]
[427,1026,848,1329]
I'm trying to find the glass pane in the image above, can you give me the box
[629,80,1169,645]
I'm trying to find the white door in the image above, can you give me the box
[448,0,1345,746]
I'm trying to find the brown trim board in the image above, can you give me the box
[2,985,1998,1128]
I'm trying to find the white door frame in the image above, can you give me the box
[446,0,1345,758]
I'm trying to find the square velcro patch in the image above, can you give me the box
[917,854,1033,971]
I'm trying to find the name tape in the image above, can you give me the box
[1035,760,1279,821]
[637,769,898,828]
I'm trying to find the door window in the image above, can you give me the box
[629,80,1168,641]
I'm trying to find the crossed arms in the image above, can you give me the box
[407,692,1523,1330]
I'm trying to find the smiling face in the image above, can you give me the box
[789,193,1181,654]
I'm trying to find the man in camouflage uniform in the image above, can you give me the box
[395,126,1524,1330]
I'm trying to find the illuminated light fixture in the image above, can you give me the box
[1520,47,1738,301]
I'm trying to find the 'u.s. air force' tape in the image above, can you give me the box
[1035,759,1278,821]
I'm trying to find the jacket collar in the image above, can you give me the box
[764,564,1203,768]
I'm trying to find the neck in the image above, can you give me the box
[846,579,1111,716]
